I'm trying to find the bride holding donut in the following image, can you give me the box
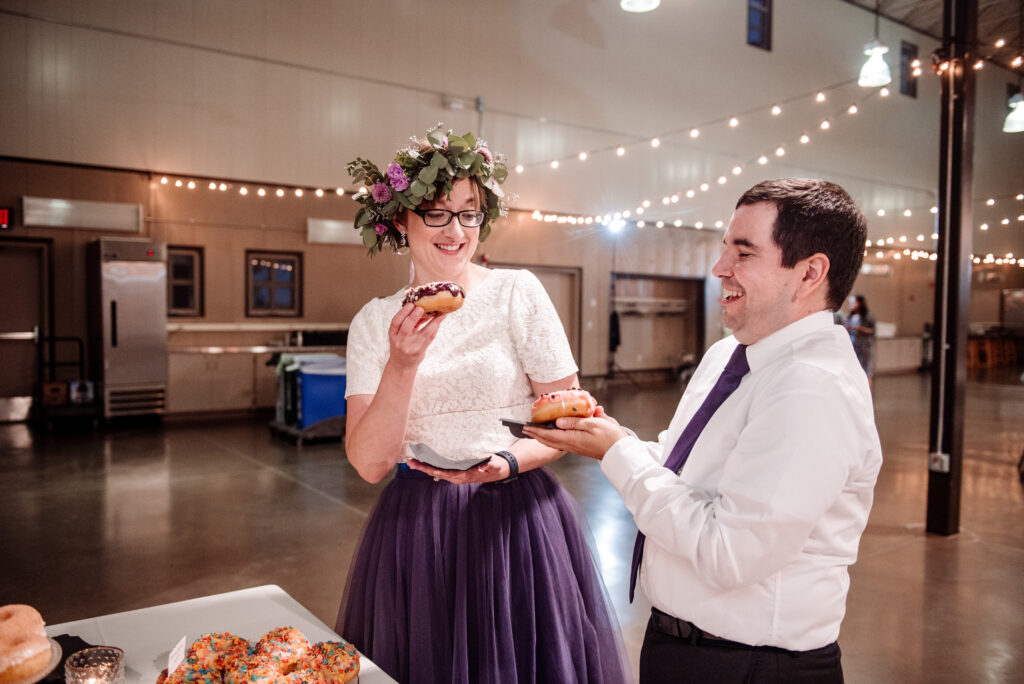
[337,126,628,684]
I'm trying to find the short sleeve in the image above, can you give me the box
[344,301,390,398]
[507,270,578,383]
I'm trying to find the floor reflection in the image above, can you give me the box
[1,369,1022,682]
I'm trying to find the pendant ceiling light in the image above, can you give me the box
[858,1,892,87]
[620,0,660,12]
[1004,93,1024,132]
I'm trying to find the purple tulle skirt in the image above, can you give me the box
[337,464,630,684]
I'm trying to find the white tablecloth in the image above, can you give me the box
[45,584,395,683]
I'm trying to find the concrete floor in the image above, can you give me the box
[2,369,1023,683]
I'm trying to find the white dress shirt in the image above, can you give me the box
[602,310,882,651]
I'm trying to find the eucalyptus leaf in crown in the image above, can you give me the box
[346,125,511,256]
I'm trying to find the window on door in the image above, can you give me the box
[246,251,302,317]
[167,246,204,317]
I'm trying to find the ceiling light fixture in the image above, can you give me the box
[858,1,892,87]
[620,0,660,12]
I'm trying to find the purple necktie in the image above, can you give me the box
[628,343,749,602]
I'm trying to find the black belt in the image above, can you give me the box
[649,608,799,655]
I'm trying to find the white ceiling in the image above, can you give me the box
[0,0,1021,257]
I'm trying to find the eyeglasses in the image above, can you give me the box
[411,208,486,228]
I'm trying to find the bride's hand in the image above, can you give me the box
[387,303,445,370]
[406,457,511,485]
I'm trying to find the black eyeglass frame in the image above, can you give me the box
[411,208,487,228]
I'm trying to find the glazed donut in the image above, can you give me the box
[403,281,465,316]
[530,389,598,424]
[0,604,50,684]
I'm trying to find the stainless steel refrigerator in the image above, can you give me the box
[87,237,168,418]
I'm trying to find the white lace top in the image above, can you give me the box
[345,268,578,465]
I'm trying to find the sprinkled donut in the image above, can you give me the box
[302,641,361,683]
[0,604,50,684]
[158,628,359,684]
[252,626,310,673]
[530,388,598,424]
[157,632,250,684]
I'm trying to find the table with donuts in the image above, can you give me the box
[0,585,394,683]
[2,285,603,684]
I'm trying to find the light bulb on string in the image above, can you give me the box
[771,105,782,115]
[616,147,626,157]
[815,91,826,102]
[239,187,248,196]
[258,188,266,197]
[729,117,739,127]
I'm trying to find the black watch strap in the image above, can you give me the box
[493,450,519,483]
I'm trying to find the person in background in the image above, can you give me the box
[526,179,883,683]
[846,294,877,386]
[336,127,629,684]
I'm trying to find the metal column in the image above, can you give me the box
[926,0,976,535]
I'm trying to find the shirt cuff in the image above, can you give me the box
[601,434,655,491]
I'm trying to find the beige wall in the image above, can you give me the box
[4,159,1022,413]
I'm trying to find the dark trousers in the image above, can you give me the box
[639,613,844,684]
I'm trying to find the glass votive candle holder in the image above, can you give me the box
[64,646,125,684]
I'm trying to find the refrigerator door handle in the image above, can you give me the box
[110,300,118,347]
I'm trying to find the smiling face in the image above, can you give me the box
[396,178,483,285]
[711,201,807,345]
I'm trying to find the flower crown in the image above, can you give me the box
[347,125,510,256]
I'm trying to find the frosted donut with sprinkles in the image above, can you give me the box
[160,627,360,684]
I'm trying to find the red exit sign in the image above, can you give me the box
[0,207,10,229]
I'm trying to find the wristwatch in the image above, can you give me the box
[493,450,519,483]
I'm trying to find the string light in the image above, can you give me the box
[578,152,588,161]
[650,137,661,148]
[729,117,740,127]
[771,104,782,115]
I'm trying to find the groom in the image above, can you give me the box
[526,178,882,683]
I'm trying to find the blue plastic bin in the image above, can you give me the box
[297,363,347,428]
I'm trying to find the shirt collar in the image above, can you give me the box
[745,310,835,373]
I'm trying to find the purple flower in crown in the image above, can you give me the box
[374,223,388,236]
[386,162,410,191]
[441,134,449,148]
[476,147,492,163]
[371,182,392,203]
